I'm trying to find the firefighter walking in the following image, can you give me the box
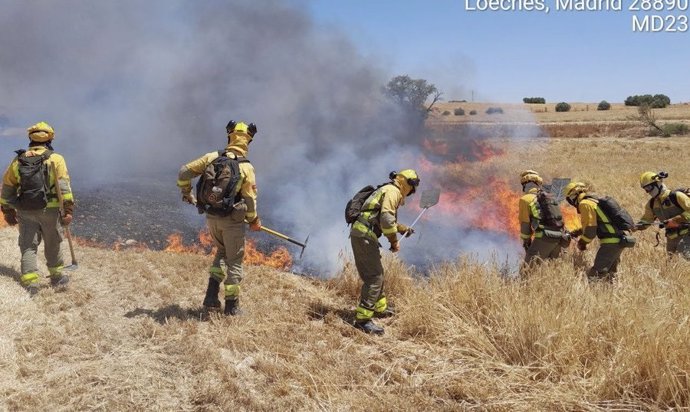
[177,121,261,315]
[518,170,564,266]
[634,171,690,259]
[563,182,633,282]
[349,169,419,335]
[0,122,74,294]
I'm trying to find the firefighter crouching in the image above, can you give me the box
[349,169,419,335]
[563,182,635,282]
[634,171,690,259]
[1,122,74,294]
[177,121,262,315]
[518,170,567,266]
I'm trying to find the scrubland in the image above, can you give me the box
[2,123,690,410]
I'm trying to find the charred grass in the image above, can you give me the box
[2,136,690,410]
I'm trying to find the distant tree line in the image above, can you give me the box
[624,94,671,108]
[523,97,546,104]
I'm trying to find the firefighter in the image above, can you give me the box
[634,171,690,259]
[349,169,419,335]
[1,122,74,294]
[177,121,261,315]
[563,182,628,282]
[518,170,564,265]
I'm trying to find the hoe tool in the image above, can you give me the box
[399,188,441,246]
[259,225,310,259]
[51,163,78,270]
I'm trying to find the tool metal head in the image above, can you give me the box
[419,188,441,209]
[546,178,572,203]
[299,234,310,259]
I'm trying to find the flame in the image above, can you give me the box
[163,229,292,270]
[562,205,582,232]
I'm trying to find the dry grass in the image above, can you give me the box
[2,135,690,410]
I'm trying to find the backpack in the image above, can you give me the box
[15,149,54,210]
[667,188,690,209]
[536,190,564,230]
[345,183,388,224]
[195,150,249,216]
[589,195,635,231]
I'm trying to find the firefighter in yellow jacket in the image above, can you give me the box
[563,182,628,282]
[635,171,690,259]
[350,169,419,335]
[1,122,74,294]
[177,121,261,315]
[518,170,564,264]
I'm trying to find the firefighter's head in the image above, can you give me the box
[520,170,542,192]
[639,171,667,198]
[563,181,587,207]
[27,121,55,143]
[390,169,420,197]
[226,120,257,143]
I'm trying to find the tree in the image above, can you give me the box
[555,102,571,112]
[383,75,442,115]
[597,100,611,111]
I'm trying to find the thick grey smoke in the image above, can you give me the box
[0,0,532,275]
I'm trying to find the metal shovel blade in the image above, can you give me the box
[419,188,441,208]
[548,178,572,203]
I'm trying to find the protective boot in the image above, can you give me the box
[224,298,241,316]
[354,320,384,335]
[202,278,221,310]
[50,274,70,287]
[374,305,396,319]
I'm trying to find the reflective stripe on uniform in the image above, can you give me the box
[224,284,240,298]
[594,206,616,234]
[355,305,374,321]
[381,225,397,235]
[209,266,225,282]
[48,265,63,276]
[177,179,191,188]
[600,237,621,244]
[20,272,40,286]
[374,296,387,313]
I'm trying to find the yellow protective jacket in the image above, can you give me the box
[177,144,258,221]
[576,193,621,244]
[518,188,539,240]
[1,145,74,209]
[351,182,405,242]
[638,189,690,239]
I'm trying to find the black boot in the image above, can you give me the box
[374,305,396,319]
[224,298,241,316]
[50,274,70,287]
[203,278,221,310]
[354,320,384,335]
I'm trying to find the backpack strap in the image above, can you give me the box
[669,190,681,209]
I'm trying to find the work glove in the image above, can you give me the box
[60,201,74,226]
[181,191,196,205]
[1,206,18,226]
[386,233,399,253]
[248,216,262,232]
[576,239,588,251]
[397,223,414,238]
[662,219,679,229]
[522,238,532,252]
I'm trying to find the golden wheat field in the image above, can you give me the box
[2,129,690,410]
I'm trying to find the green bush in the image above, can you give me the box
[442,110,451,116]
[454,108,465,116]
[662,123,689,136]
[469,110,477,115]
[523,97,546,104]
[625,94,670,108]
[597,100,611,111]
[486,107,504,114]
[555,102,571,112]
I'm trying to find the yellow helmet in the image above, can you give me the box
[520,170,543,186]
[391,169,420,196]
[639,171,664,188]
[563,181,586,199]
[27,121,55,142]
[226,120,257,137]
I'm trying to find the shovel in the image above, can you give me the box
[50,163,78,270]
[399,188,441,246]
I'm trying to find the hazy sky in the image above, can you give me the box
[308,0,690,103]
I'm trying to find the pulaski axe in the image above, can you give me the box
[258,226,310,259]
[51,163,78,270]
[399,188,441,246]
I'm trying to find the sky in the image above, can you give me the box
[307,0,690,103]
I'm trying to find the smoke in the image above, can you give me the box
[0,0,539,276]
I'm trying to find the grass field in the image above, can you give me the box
[2,124,690,410]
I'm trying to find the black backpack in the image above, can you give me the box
[345,183,388,224]
[589,195,635,231]
[536,190,564,230]
[15,149,54,210]
[195,151,249,216]
[667,188,690,210]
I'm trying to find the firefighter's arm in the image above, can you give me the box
[240,163,259,224]
[635,201,656,231]
[381,188,402,250]
[177,152,216,193]
[0,160,18,207]
[51,154,74,203]
[578,201,598,244]
[670,191,690,224]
